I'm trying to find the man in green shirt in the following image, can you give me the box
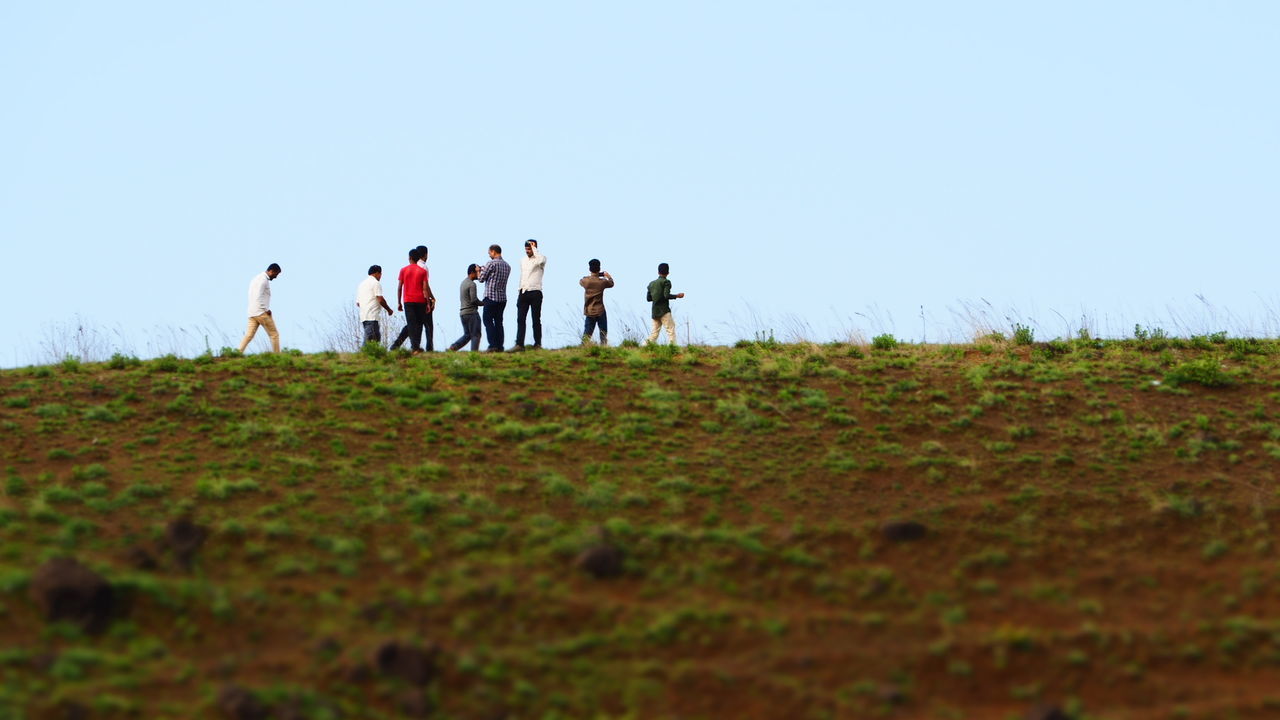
[645,262,685,345]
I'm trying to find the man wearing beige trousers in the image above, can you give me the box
[645,262,685,345]
[238,263,282,353]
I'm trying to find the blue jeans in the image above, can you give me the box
[451,314,482,351]
[362,321,381,345]
[482,298,506,350]
[583,312,608,345]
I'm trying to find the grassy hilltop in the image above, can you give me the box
[2,336,1280,719]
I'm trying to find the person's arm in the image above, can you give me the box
[258,276,273,316]
[532,246,546,269]
[603,273,614,288]
[467,282,480,310]
[424,276,435,312]
[396,274,404,311]
[477,262,489,282]
[377,294,393,315]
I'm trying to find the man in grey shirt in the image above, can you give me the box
[447,264,483,352]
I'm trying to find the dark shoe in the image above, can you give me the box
[507,345,525,353]
[446,345,459,353]
[532,344,542,350]
[485,348,503,353]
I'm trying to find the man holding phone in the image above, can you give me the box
[579,258,613,345]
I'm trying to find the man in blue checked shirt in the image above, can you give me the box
[477,244,511,352]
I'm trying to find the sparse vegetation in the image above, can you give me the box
[0,339,1278,717]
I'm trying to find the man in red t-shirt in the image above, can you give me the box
[390,248,432,353]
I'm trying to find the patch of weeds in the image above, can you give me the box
[1164,357,1235,388]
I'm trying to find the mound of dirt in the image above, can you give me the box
[217,685,268,720]
[30,558,118,634]
[165,517,209,569]
[1026,706,1069,720]
[373,641,439,686]
[576,545,625,578]
[880,521,927,542]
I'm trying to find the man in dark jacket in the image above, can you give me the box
[645,262,685,345]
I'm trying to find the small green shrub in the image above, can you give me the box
[107,353,142,369]
[1011,324,1035,346]
[871,334,899,351]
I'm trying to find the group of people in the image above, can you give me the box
[237,241,687,354]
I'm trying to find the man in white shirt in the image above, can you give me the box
[238,263,282,353]
[356,265,394,346]
[513,239,547,351]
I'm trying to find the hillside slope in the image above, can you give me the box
[2,339,1279,719]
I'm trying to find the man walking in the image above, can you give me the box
[238,263,282,353]
[477,244,510,352]
[447,264,483,352]
[355,265,394,346]
[580,259,614,345]
[646,262,685,345]
[390,249,430,353]
[513,239,547,351]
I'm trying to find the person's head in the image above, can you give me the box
[266,263,282,280]
[368,264,382,280]
[488,244,502,258]
[466,263,478,278]
[416,245,428,261]
[657,262,670,276]
[588,258,601,273]
[524,239,537,257]
[408,248,421,263]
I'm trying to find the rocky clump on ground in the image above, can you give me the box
[575,544,625,578]
[165,517,209,569]
[30,557,119,634]
[880,520,927,542]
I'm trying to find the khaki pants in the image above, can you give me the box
[239,313,280,353]
[647,312,677,345]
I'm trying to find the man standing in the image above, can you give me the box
[580,259,614,345]
[238,263,282,353]
[477,244,510,352]
[355,265,394,346]
[646,262,685,345]
[513,239,547,351]
[415,245,438,351]
[447,264,483,352]
[390,249,429,353]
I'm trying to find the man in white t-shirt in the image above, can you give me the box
[356,265,394,345]
[513,239,547,351]
[238,263,282,353]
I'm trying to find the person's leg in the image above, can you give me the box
[362,321,378,345]
[238,315,261,352]
[647,316,661,344]
[492,301,506,350]
[515,292,529,348]
[583,316,595,344]
[599,310,609,346]
[390,313,412,350]
[661,312,677,345]
[423,310,434,351]
[467,314,482,351]
[449,316,467,351]
[404,303,425,351]
[260,313,281,352]
[482,300,496,349]
[530,290,543,347]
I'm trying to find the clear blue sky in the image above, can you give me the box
[3,2,1278,364]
